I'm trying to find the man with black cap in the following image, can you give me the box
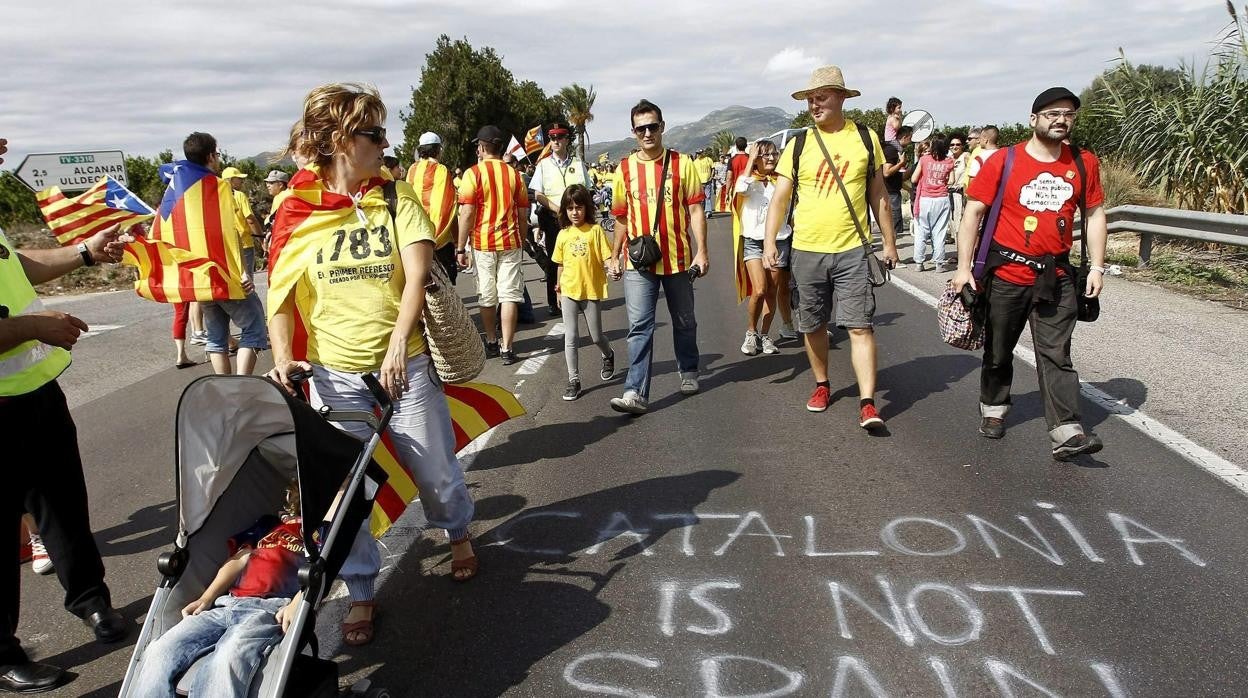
[530,120,591,315]
[456,125,531,364]
[951,86,1109,460]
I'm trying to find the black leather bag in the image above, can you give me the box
[626,149,670,270]
[1070,147,1100,322]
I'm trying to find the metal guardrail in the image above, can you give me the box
[1089,205,1248,266]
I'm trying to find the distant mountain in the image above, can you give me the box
[586,105,795,163]
[242,151,294,168]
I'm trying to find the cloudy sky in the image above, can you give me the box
[0,0,1233,168]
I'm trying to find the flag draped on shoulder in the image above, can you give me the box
[731,182,755,304]
[119,160,246,303]
[36,176,154,246]
[269,166,526,538]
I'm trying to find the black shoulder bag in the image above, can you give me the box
[626,150,669,269]
[811,127,890,287]
[1069,146,1100,322]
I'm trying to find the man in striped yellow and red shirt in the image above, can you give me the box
[456,125,531,365]
[406,131,459,286]
[608,99,708,415]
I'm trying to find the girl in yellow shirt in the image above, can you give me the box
[552,184,618,401]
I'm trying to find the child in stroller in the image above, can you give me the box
[131,481,307,698]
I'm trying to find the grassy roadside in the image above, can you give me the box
[6,222,138,296]
[1097,236,1248,310]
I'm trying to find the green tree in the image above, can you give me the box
[557,83,597,162]
[0,172,40,228]
[710,130,736,156]
[399,35,526,170]
[512,80,563,137]
[791,110,813,128]
[791,107,887,135]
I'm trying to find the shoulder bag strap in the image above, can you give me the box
[648,149,672,238]
[1069,145,1089,264]
[811,127,872,252]
[383,180,398,222]
[971,145,1016,280]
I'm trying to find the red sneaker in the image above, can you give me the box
[807,385,830,412]
[859,403,885,429]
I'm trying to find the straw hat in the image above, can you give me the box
[791,65,861,100]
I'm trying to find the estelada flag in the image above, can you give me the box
[731,184,755,305]
[36,176,154,246]
[523,125,545,156]
[269,167,525,537]
[119,161,246,302]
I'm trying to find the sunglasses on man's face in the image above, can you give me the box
[950,142,964,147]
[632,123,662,136]
[353,127,387,144]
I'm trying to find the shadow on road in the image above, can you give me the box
[330,470,740,697]
[94,500,177,558]
[828,352,980,420]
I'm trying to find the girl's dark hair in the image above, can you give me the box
[558,184,597,228]
[929,132,950,161]
[886,97,902,114]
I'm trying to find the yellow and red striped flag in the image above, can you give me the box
[36,176,154,246]
[270,166,526,537]
[119,160,246,303]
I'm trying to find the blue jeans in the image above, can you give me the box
[132,595,288,698]
[201,293,269,354]
[623,269,699,399]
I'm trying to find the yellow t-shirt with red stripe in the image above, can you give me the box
[611,150,705,275]
[456,159,530,252]
[406,159,457,249]
[775,122,885,254]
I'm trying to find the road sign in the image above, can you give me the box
[14,150,128,193]
[901,110,935,142]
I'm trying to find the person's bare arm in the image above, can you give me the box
[951,199,988,293]
[456,204,475,269]
[867,170,899,266]
[379,241,433,399]
[1084,205,1108,298]
[762,176,793,270]
[264,295,312,394]
[182,550,250,617]
[689,203,708,275]
[17,223,128,285]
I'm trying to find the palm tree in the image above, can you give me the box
[710,130,736,158]
[557,83,597,162]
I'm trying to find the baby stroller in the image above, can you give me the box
[119,372,393,697]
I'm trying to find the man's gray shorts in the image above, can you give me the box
[791,248,875,331]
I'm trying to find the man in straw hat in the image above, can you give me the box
[762,65,899,430]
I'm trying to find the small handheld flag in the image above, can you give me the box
[36,176,155,246]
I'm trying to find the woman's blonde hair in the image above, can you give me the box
[282,83,386,167]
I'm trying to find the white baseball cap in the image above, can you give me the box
[418,132,442,146]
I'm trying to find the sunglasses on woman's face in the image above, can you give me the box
[353,127,387,144]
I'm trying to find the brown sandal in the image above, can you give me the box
[450,537,479,583]
[341,601,378,646]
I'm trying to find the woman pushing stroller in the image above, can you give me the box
[266,83,479,647]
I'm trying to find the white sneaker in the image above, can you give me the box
[679,372,700,395]
[779,324,799,340]
[188,331,208,346]
[760,335,779,354]
[740,331,759,356]
[30,534,53,575]
[610,390,648,415]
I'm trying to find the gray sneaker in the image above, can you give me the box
[778,324,799,341]
[935,262,950,273]
[760,335,779,354]
[600,352,615,381]
[609,390,648,415]
[562,380,581,401]
[679,373,700,395]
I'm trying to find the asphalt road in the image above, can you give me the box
[17,216,1248,697]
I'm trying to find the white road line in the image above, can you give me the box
[514,323,565,377]
[81,324,124,339]
[890,276,1248,494]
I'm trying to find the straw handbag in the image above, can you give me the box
[422,259,485,383]
[382,181,484,383]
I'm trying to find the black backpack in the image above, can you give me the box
[786,123,876,227]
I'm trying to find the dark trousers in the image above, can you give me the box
[538,210,562,310]
[434,242,458,287]
[980,275,1082,435]
[2,381,110,664]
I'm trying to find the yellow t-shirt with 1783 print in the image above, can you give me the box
[552,223,613,301]
[297,180,435,372]
[775,121,884,255]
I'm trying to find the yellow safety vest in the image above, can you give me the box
[535,156,588,208]
[0,228,71,397]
